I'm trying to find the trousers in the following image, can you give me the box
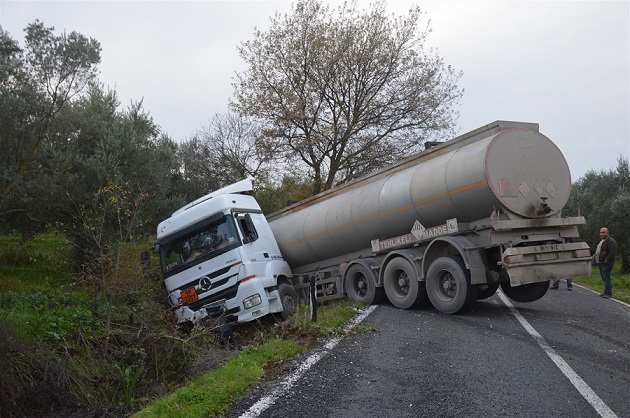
[599,262,614,296]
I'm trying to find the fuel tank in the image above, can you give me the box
[267,121,572,270]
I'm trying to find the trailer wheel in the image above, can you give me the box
[426,256,477,314]
[476,283,500,300]
[344,264,384,305]
[383,257,425,309]
[277,283,299,320]
[500,281,549,302]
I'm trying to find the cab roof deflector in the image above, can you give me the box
[171,178,253,216]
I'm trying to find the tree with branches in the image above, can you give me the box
[193,112,277,188]
[232,0,463,194]
[0,21,101,205]
[565,157,630,273]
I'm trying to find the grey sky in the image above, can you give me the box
[1,0,628,181]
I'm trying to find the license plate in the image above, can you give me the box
[181,287,198,304]
[204,299,227,316]
[535,252,558,261]
[536,244,559,252]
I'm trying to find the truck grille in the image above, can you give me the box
[188,281,241,312]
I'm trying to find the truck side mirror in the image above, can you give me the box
[243,213,259,244]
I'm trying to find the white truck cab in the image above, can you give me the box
[155,180,296,327]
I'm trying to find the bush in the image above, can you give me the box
[0,232,220,416]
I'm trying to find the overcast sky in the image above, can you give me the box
[1,0,628,181]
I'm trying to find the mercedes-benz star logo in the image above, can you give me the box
[199,276,212,291]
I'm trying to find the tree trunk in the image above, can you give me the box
[312,166,323,195]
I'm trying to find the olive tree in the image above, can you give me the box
[175,137,223,202]
[0,21,101,206]
[232,0,463,193]
[565,157,630,273]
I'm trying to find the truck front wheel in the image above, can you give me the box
[277,283,299,320]
[426,256,478,314]
[344,264,384,305]
[500,281,549,302]
[383,257,425,309]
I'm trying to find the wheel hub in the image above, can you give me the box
[441,273,456,297]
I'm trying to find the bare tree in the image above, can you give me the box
[232,0,463,193]
[193,112,278,188]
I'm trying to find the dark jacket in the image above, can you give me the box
[600,237,618,264]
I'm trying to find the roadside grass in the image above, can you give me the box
[0,232,72,293]
[286,298,365,336]
[573,258,630,304]
[0,232,157,346]
[0,290,96,345]
[133,298,365,417]
[134,337,303,418]
[0,232,369,416]
[0,233,89,345]
[0,232,182,416]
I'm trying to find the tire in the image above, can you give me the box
[383,257,425,309]
[344,264,385,305]
[426,256,478,314]
[277,283,299,320]
[500,280,549,303]
[476,283,500,300]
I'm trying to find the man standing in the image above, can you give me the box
[550,277,573,290]
[594,227,618,299]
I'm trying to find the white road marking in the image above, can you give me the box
[574,284,630,308]
[498,290,618,418]
[239,305,378,418]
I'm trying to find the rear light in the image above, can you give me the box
[504,254,524,264]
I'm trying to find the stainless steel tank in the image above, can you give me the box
[268,121,572,270]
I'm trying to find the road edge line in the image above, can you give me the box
[498,290,618,418]
[573,284,630,308]
[238,304,378,418]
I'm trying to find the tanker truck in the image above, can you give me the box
[154,120,592,327]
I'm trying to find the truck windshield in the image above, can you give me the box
[160,215,239,273]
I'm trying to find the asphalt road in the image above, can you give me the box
[230,284,630,418]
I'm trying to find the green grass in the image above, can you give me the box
[573,258,630,304]
[288,298,365,336]
[133,298,364,417]
[133,337,304,418]
[0,232,72,293]
[0,290,96,345]
[0,233,91,345]
[0,231,372,417]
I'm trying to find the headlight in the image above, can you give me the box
[243,293,262,309]
[169,292,182,307]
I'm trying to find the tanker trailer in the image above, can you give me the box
[267,120,592,314]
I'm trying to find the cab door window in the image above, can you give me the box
[235,213,259,244]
